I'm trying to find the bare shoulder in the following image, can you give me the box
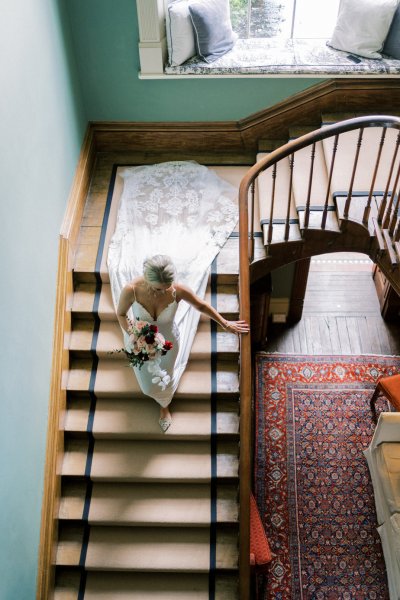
[174,283,204,307]
[121,277,143,299]
[173,282,194,300]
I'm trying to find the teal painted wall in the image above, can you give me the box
[0,1,86,598]
[0,1,324,596]
[65,0,323,122]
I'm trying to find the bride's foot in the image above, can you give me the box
[159,408,172,433]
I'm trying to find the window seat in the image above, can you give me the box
[164,38,400,77]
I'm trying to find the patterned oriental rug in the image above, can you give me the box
[254,354,400,599]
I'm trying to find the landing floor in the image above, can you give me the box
[265,253,400,355]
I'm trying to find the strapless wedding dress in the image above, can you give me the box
[108,161,238,407]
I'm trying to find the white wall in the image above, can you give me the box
[0,1,86,597]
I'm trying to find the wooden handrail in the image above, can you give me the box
[237,114,400,599]
[36,125,96,600]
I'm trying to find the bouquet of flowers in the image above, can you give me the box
[115,318,174,390]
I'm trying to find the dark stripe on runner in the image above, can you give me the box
[78,165,117,599]
[209,258,218,599]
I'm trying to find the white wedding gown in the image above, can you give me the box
[107,161,238,407]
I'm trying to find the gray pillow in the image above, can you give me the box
[383,5,400,59]
[189,0,238,63]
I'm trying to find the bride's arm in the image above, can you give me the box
[116,285,135,332]
[175,284,249,334]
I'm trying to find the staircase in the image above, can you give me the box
[47,114,400,599]
[53,165,251,599]
[243,114,400,296]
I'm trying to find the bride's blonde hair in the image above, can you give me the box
[143,255,176,286]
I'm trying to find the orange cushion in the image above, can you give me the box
[379,374,400,410]
[250,493,272,571]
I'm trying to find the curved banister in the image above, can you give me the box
[237,114,400,599]
[242,115,400,190]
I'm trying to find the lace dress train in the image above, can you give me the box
[107,161,238,407]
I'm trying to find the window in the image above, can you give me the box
[136,0,400,78]
[230,0,340,40]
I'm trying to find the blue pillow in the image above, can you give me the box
[383,5,400,59]
[188,0,238,63]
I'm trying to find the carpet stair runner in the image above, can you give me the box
[53,165,254,599]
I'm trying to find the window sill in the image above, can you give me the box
[140,38,400,79]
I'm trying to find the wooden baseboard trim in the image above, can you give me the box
[36,124,96,600]
[92,79,400,154]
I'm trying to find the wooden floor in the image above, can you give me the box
[265,254,400,355]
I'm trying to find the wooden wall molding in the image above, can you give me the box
[92,79,400,155]
[36,125,96,600]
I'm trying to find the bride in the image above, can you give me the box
[107,160,249,432]
[116,255,249,431]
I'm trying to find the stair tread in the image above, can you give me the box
[56,526,239,571]
[62,439,238,482]
[74,237,241,284]
[70,319,239,358]
[322,126,400,194]
[67,358,239,398]
[55,571,238,600]
[59,481,238,525]
[72,283,239,320]
[335,194,380,234]
[64,397,239,438]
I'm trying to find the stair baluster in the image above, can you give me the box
[364,127,387,226]
[389,173,400,238]
[285,154,294,240]
[343,128,364,221]
[395,241,400,262]
[383,160,400,230]
[325,134,339,225]
[389,195,400,239]
[378,130,400,224]
[249,181,255,262]
[395,221,400,243]
[266,163,277,247]
[304,142,316,230]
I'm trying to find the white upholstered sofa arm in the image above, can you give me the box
[368,412,400,450]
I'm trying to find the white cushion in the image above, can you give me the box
[328,0,399,59]
[166,1,196,67]
[188,0,237,63]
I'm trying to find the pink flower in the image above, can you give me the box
[136,336,148,351]
[155,332,165,345]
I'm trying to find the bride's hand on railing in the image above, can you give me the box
[223,319,250,334]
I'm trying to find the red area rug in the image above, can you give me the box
[255,354,400,599]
